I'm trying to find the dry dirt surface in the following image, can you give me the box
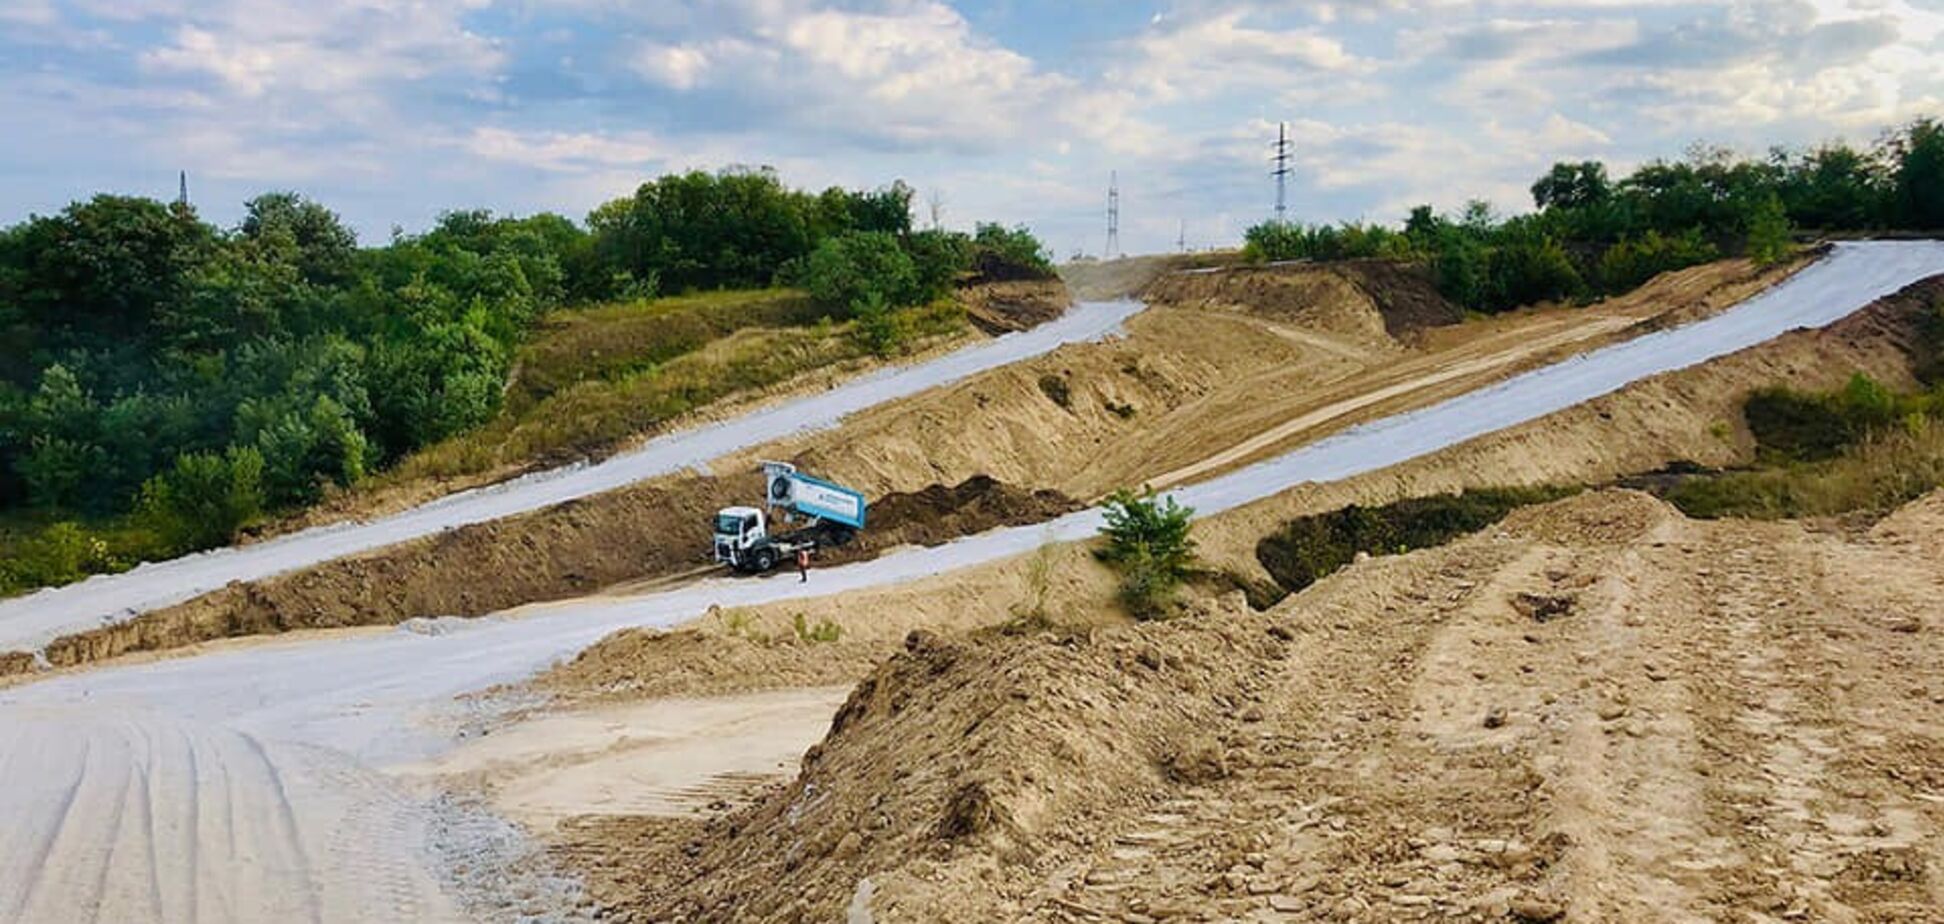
[556,489,1944,923]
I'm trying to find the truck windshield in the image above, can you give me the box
[715,514,744,535]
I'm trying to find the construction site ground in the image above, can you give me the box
[6,245,1944,924]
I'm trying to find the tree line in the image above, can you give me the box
[0,167,1051,589]
[1244,117,1944,313]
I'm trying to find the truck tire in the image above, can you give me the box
[752,546,777,573]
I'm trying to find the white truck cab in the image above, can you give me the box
[713,505,775,569]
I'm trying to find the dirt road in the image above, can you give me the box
[0,242,1939,922]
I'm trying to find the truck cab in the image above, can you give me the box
[713,505,773,570]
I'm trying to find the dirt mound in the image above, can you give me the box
[564,488,1944,922]
[1333,260,1467,335]
[1495,488,1680,545]
[824,476,1081,565]
[1058,253,1238,302]
[1142,259,1460,342]
[957,279,1071,335]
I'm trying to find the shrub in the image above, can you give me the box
[1255,487,1576,593]
[1096,488,1196,620]
[801,231,919,315]
[1668,417,1944,519]
[136,446,266,553]
[970,223,1053,280]
[1037,374,1072,408]
[850,291,902,357]
[903,229,973,301]
[1596,229,1719,292]
[1743,374,1905,463]
[792,612,843,643]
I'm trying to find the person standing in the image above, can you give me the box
[796,547,811,583]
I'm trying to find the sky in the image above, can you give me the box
[2,0,1941,257]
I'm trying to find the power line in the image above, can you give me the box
[1272,122,1293,225]
[1105,170,1121,260]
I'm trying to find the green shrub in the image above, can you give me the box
[1255,487,1576,593]
[970,223,1053,280]
[1037,374,1072,408]
[1596,229,1719,292]
[792,612,843,643]
[1667,417,1944,519]
[1096,488,1196,620]
[801,231,919,315]
[136,447,266,553]
[1743,374,1907,463]
[850,291,901,357]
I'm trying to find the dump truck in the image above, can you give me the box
[712,461,868,574]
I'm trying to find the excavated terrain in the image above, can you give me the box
[9,254,1812,675]
[550,488,1944,923]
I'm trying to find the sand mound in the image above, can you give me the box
[565,487,1944,921]
[824,476,1081,565]
[1142,259,1460,343]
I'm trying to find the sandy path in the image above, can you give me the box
[0,709,460,924]
[409,688,850,830]
[0,300,1144,655]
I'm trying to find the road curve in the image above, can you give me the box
[0,300,1144,656]
[2,241,1941,924]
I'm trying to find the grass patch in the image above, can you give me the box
[1255,486,1579,593]
[508,289,824,411]
[1666,418,1944,519]
[374,296,969,485]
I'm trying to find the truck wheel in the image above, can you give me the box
[753,547,777,572]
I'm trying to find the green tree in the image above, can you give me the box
[1532,161,1612,210]
[1745,194,1794,266]
[1096,488,1197,620]
[1887,118,1944,229]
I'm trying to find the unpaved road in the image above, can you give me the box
[0,300,1144,656]
[0,241,1940,923]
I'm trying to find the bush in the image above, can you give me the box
[1096,488,1196,620]
[1744,374,1906,463]
[903,229,973,302]
[801,231,919,315]
[850,291,901,357]
[136,446,266,553]
[1037,374,1072,408]
[1255,487,1576,592]
[1668,417,1944,519]
[1242,221,1415,263]
[970,223,1053,280]
[1596,229,1719,292]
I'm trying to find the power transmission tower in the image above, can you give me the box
[927,189,945,231]
[1177,219,1187,253]
[177,171,189,207]
[1105,171,1121,260]
[1272,122,1293,225]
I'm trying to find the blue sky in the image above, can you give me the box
[2,0,1941,256]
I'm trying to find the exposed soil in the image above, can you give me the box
[960,279,1074,335]
[27,475,1079,674]
[551,488,1944,923]
[1143,259,1463,341]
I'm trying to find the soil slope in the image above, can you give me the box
[558,489,1944,923]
